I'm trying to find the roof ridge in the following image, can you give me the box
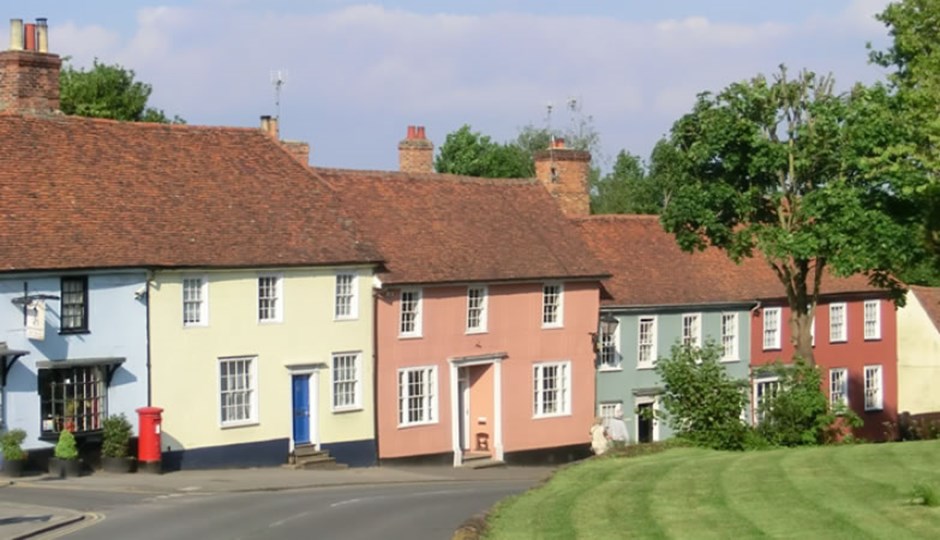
[2,113,263,133]
[314,166,537,185]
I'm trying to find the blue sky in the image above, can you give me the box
[2,0,895,171]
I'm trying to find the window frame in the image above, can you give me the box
[752,376,781,424]
[829,367,849,408]
[218,356,259,427]
[398,288,423,338]
[637,316,658,369]
[863,300,881,341]
[334,273,359,321]
[182,275,209,327]
[331,351,362,412]
[598,321,622,371]
[598,401,622,422]
[720,312,739,361]
[59,276,89,334]
[864,365,884,411]
[829,302,847,343]
[762,307,782,351]
[533,360,572,418]
[397,365,437,427]
[541,283,564,329]
[466,285,488,334]
[257,274,284,323]
[38,365,106,435]
[681,313,702,348]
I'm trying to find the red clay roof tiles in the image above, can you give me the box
[0,114,381,271]
[317,169,608,285]
[911,286,940,333]
[574,214,879,307]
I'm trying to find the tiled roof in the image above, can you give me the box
[317,169,609,285]
[0,114,382,271]
[911,286,940,333]
[574,215,879,308]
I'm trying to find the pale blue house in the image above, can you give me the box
[576,216,769,442]
[0,272,149,461]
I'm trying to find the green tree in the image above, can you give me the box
[591,150,650,214]
[659,67,921,365]
[869,0,940,283]
[434,124,531,178]
[60,59,184,123]
[655,342,750,450]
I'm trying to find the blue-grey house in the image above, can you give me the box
[575,215,773,442]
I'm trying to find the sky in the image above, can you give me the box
[2,0,897,172]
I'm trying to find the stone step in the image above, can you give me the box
[293,444,326,458]
[462,458,506,470]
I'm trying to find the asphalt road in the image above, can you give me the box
[1,480,532,539]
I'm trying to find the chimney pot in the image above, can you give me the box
[399,123,434,173]
[36,18,48,53]
[9,19,23,51]
[24,23,36,51]
[552,137,565,149]
[407,125,417,139]
[416,126,426,139]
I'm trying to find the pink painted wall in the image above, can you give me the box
[376,281,600,459]
[750,297,898,440]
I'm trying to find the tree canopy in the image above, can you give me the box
[659,66,922,364]
[60,59,184,123]
[434,124,532,178]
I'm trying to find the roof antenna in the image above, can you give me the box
[270,69,288,122]
[545,101,559,183]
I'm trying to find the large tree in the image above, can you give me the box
[869,0,940,283]
[60,60,184,123]
[659,67,922,364]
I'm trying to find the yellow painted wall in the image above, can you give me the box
[149,267,374,451]
[897,291,940,414]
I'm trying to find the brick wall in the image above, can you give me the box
[398,126,434,174]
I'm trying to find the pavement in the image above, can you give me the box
[0,463,554,539]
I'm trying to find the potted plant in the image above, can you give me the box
[50,429,82,478]
[0,428,27,477]
[101,414,135,473]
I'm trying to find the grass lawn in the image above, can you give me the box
[485,440,940,539]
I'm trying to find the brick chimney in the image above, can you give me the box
[260,115,311,165]
[0,18,61,115]
[398,125,434,173]
[534,137,591,217]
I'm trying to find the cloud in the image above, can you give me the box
[48,3,892,170]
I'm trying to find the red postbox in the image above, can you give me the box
[136,406,163,473]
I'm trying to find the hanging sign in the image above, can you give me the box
[26,299,45,341]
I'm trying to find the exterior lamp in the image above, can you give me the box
[592,313,619,352]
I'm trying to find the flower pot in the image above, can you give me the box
[102,456,136,473]
[2,459,26,477]
[49,457,83,478]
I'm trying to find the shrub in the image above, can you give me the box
[655,342,751,451]
[54,430,79,460]
[757,359,862,446]
[101,414,133,458]
[0,428,27,461]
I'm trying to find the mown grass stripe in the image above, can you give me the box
[650,450,765,539]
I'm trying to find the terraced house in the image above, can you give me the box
[0,19,383,470]
[320,129,608,466]
[575,216,769,442]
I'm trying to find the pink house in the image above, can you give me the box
[321,128,608,465]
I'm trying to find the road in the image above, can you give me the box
[0,480,532,539]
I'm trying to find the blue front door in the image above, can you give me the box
[292,374,311,444]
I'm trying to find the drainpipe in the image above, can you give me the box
[145,270,153,407]
[371,287,381,466]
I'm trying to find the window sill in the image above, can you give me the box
[333,316,360,322]
[829,339,848,344]
[720,358,740,363]
[636,365,656,371]
[183,323,208,329]
[541,324,564,330]
[332,406,363,414]
[598,366,623,372]
[762,347,781,352]
[221,420,260,429]
[258,320,283,325]
[864,407,884,413]
[863,337,882,342]
[398,334,423,340]
[398,420,437,429]
[465,329,488,335]
[533,412,572,420]
[59,329,90,336]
